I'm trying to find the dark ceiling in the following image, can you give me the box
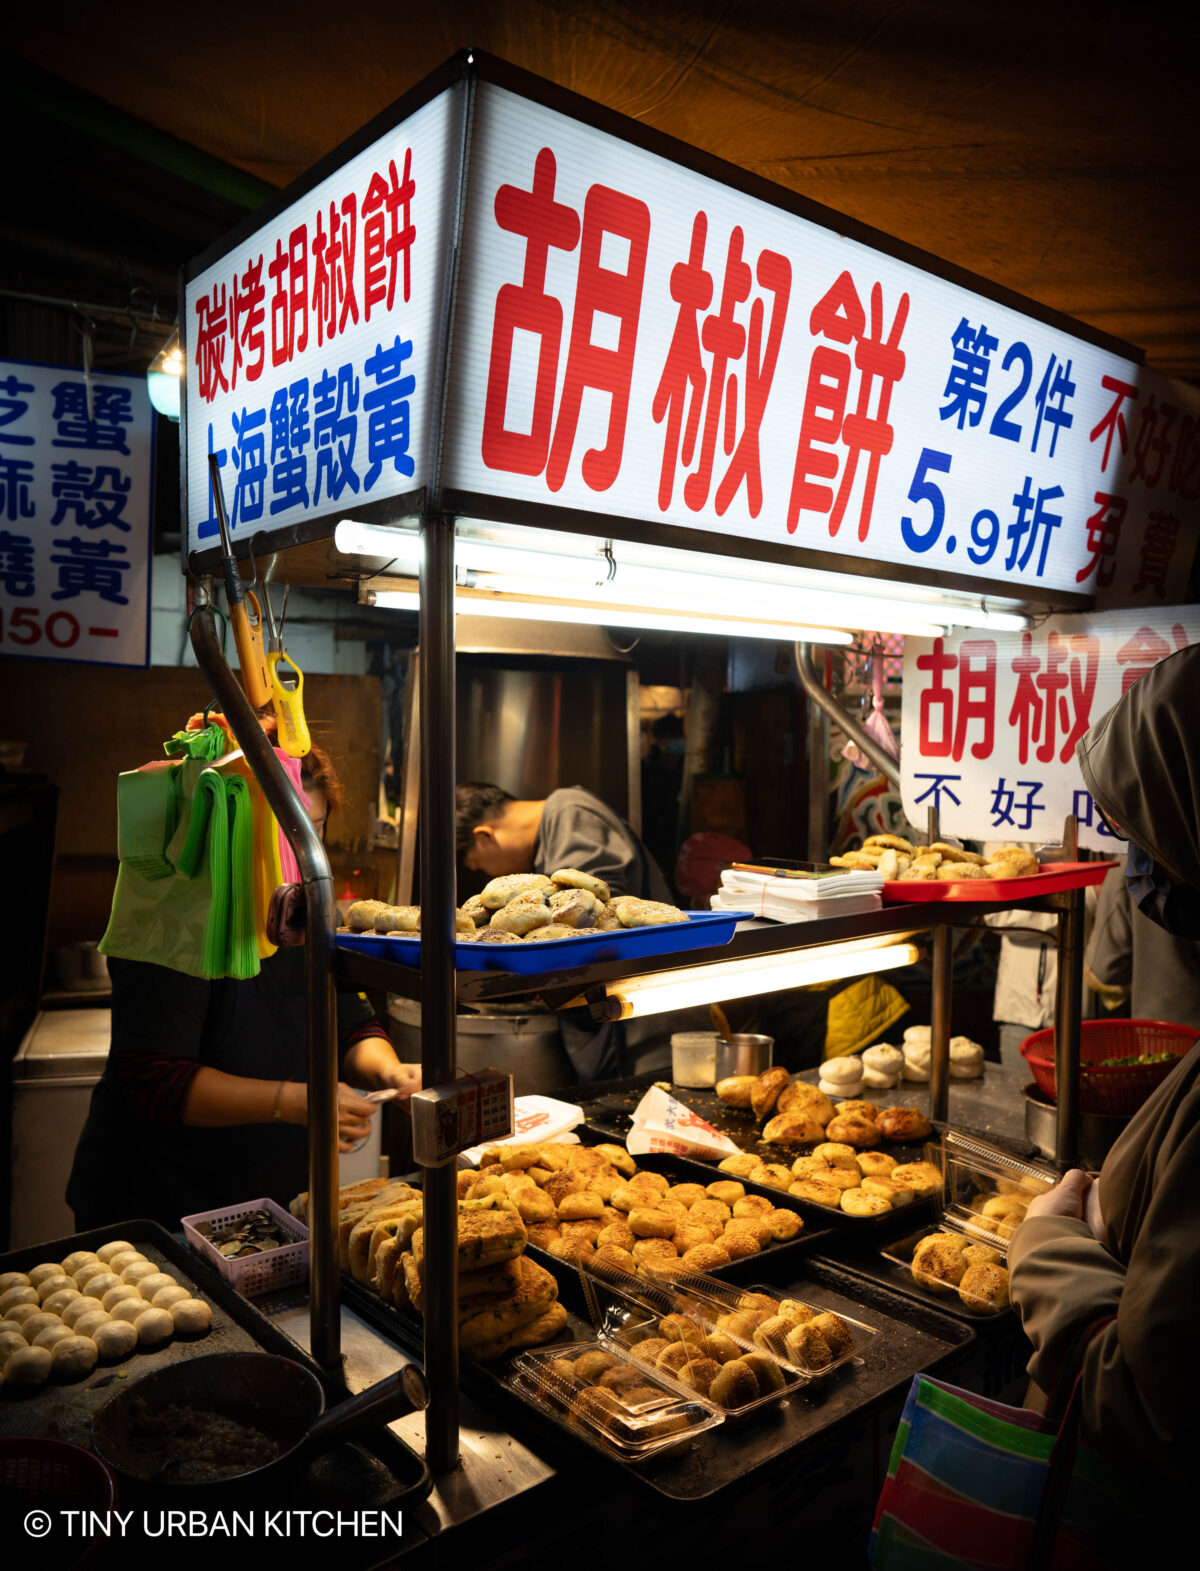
[5,0,1200,377]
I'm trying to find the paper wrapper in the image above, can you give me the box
[627,1086,741,1161]
[460,1095,584,1166]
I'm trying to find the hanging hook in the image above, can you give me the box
[602,540,617,581]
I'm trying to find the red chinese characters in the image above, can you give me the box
[1007,631,1099,764]
[1075,491,1125,587]
[1088,375,1137,475]
[915,637,998,762]
[481,147,651,492]
[1116,623,1189,692]
[788,270,909,542]
[192,143,417,405]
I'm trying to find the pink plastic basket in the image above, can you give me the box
[1021,1019,1196,1115]
[182,1196,309,1295]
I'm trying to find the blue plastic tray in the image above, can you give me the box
[335,909,754,974]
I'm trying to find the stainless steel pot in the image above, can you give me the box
[714,1033,774,1079]
[388,996,574,1095]
[1022,1081,1130,1168]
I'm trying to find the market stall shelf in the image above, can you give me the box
[0,1221,431,1530]
[881,861,1114,904]
[344,1259,975,1503]
[336,909,753,975]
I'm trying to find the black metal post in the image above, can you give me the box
[189,601,341,1367]
[1053,888,1085,1170]
[418,513,460,1474]
[929,923,953,1123]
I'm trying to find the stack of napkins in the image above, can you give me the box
[711,865,882,922]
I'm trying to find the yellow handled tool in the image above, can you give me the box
[261,577,311,758]
[207,454,272,709]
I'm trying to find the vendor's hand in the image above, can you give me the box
[335,1082,376,1151]
[1024,1168,1093,1223]
[377,1062,421,1102]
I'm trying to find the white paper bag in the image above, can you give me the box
[626,1085,741,1161]
[460,1094,584,1166]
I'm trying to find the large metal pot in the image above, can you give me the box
[388,997,574,1095]
[1022,1082,1130,1168]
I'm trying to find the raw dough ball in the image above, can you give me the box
[111,1299,148,1324]
[818,1076,863,1099]
[7,1303,43,1327]
[73,1310,112,1341]
[2,1345,52,1388]
[92,1320,138,1360]
[106,1251,144,1277]
[33,1323,74,1351]
[0,1319,25,1338]
[169,1298,212,1335]
[0,1285,39,1314]
[22,1311,61,1341]
[72,1261,109,1290]
[43,1288,83,1316]
[96,1240,136,1264]
[151,1284,192,1310]
[102,1283,142,1313]
[62,1296,106,1329]
[62,1251,98,1276]
[87,1273,123,1301]
[0,1329,28,1365]
[134,1307,174,1346]
[121,1261,160,1287]
[28,1262,66,1289]
[821,1056,865,1086]
[0,1272,31,1294]
[51,1335,99,1381]
[37,1274,75,1304]
[135,1273,177,1302]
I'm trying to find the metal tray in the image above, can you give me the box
[576,1084,941,1236]
[335,908,753,974]
[344,1258,976,1503]
[882,860,1116,904]
[0,1220,432,1526]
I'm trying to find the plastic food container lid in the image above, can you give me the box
[510,1339,723,1462]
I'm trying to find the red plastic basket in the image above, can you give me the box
[0,1439,118,1569]
[1021,1019,1196,1115]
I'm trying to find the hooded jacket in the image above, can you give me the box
[1009,643,1200,1494]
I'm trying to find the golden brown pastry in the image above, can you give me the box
[891,1161,944,1198]
[480,874,555,909]
[753,1162,796,1190]
[489,892,552,934]
[680,1242,732,1271]
[558,1192,605,1222]
[628,1208,677,1240]
[776,1299,814,1325]
[549,867,612,902]
[705,1180,745,1205]
[812,1140,860,1168]
[721,1230,761,1260]
[912,1232,969,1290]
[936,861,987,880]
[548,887,604,928]
[723,1215,771,1245]
[610,896,688,927]
[740,1352,786,1394]
[861,1176,911,1207]
[835,1099,880,1121]
[762,1113,826,1146]
[717,1153,760,1178]
[677,1355,722,1397]
[709,1359,760,1407]
[930,843,986,865]
[876,1106,934,1142]
[841,1188,890,1217]
[689,1199,732,1228]
[789,1178,843,1207]
[785,1321,834,1369]
[751,1066,791,1120]
[810,1311,854,1358]
[958,1261,1011,1310]
[715,1075,758,1108]
[825,1113,882,1148]
[777,1081,837,1124]
[767,1209,804,1240]
[856,1151,898,1177]
[752,1315,794,1356]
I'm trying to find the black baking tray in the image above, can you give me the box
[0,1220,432,1529]
[573,1096,939,1239]
[344,1257,976,1504]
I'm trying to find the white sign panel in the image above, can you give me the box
[184,85,460,555]
[0,359,154,667]
[444,83,1200,600]
[900,608,1200,849]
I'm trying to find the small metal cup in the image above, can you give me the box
[714,1033,774,1079]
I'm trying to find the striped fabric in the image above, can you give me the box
[870,1376,1113,1569]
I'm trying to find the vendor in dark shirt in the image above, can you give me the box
[68,739,419,1230]
[456,782,675,1080]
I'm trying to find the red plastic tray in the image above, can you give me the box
[881,859,1117,903]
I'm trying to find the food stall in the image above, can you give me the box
[5,45,1199,1559]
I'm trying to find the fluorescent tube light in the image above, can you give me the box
[590,937,921,1020]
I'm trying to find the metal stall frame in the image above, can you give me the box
[179,47,1120,1475]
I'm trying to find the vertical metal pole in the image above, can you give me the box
[189,603,341,1367]
[1053,889,1085,1170]
[929,922,953,1123]
[418,513,459,1474]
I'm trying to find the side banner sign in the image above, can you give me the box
[0,358,154,667]
[901,608,1200,849]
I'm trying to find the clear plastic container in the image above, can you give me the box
[879,1131,1056,1315]
[671,1032,721,1087]
[509,1339,724,1462]
[596,1256,879,1395]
